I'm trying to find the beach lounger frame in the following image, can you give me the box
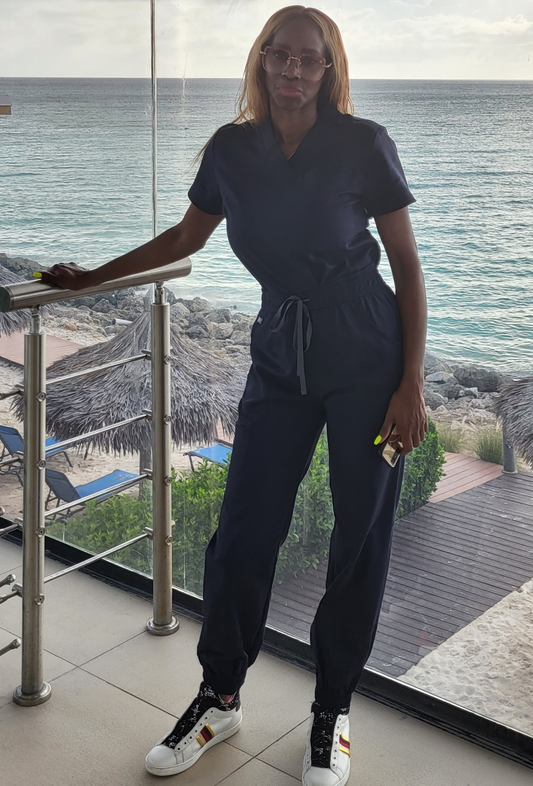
[44,467,139,521]
[0,425,72,486]
[184,439,233,471]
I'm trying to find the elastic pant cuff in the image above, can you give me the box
[202,669,245,698]
[314,685,353,711]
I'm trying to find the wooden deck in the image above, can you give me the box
[0,331,83,368]
[268,470,533,678]
[429,452,502,503]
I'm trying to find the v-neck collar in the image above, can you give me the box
[259,101,338,171]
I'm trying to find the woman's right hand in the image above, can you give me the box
[40,262,94,291]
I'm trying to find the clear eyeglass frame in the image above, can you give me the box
[260,46,332,81]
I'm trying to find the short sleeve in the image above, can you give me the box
[362,127,416,217]
[188,134,223,215]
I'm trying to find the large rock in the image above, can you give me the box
[231,312,255,328]
[425,371,453,383]
[424,352,452,376]
[185,324,208,339]
[0,253,35,278]
[206,308,232,323]
[438,380,465,400]
[424,390,448,410]
[453,365,504,393]
[170,302,190,321]
[72,296,97,309]
[189,315,213,335]
[91,299,114,314]
[231,330,252,346]
[446,399,469,412]
[188,296,212,313]
[213,323,234,340]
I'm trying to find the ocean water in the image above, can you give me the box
[0,77,532,373]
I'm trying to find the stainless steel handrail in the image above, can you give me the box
[43,532,151,583]
[0,640,21,657]
[2,257,187,702]
[38,413,148,453]
[48,353,148,385]
[0,258,191,312]
[0,522,22,537]
[43,475,148,518]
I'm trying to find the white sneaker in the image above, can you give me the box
[145,682,242,777]
[302,701,351,786]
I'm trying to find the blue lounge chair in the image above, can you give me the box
[185,441,233,471]
[0,425,72,485]
[45,468,139,517]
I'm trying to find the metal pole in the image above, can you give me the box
[502,426,517,474]
[13,308,52,706]
[150,0,158,242]
[147,284,179,635]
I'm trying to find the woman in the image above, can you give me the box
[43,6,427,785]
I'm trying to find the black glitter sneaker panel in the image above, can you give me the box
[163,682,241,750]
[310,701,350,768]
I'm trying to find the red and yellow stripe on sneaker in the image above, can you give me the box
[339,735,350,757]
[196,723,215,747]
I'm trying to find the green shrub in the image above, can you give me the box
[276,432,333,581]
[46,492,153,574]
[50,420,445,589]
[396,419,445,518]
[474,426,503,465]
[171,458,227,594]
[436,424,463,454]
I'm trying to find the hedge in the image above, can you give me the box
[47,420,445,594]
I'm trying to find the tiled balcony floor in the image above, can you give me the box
[0,538,531,786]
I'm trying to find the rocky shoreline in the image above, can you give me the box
[1,252,515,428]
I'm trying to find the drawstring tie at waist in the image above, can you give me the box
[270,295,312,395]
[263,269,386,397]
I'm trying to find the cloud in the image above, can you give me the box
[1,0,532,78]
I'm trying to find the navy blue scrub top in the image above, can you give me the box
[188,102,415,296]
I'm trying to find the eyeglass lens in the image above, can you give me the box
[262,48,327,80]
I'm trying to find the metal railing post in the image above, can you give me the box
[147,284,179,636]
[13,307,52,706]
[502,426,517,474]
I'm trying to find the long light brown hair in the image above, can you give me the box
[234,5,353,124]
[193,6,353,166]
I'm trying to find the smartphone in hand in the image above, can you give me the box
[378,432,403,467]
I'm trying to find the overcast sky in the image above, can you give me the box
[2,0,532,79]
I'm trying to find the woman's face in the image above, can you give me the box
[263,17,328,113]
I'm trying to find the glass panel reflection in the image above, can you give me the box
[2,0,533,750]
[0,4,153,553]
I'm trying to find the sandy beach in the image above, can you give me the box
[399,576,533,735]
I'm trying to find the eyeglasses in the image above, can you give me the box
[260,46,332,81]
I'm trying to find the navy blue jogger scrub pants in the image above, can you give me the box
[197,268,405,710]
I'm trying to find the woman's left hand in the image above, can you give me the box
[375,380,428,455]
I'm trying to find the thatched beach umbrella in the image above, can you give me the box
[0,264,30,336]
[493,377,533,466]
[11,311,247,457]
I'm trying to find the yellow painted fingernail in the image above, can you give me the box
[374,435,382,445]
[32,272,42,278]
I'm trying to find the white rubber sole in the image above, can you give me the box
[302,764,350,786]
[145,715,243,777]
